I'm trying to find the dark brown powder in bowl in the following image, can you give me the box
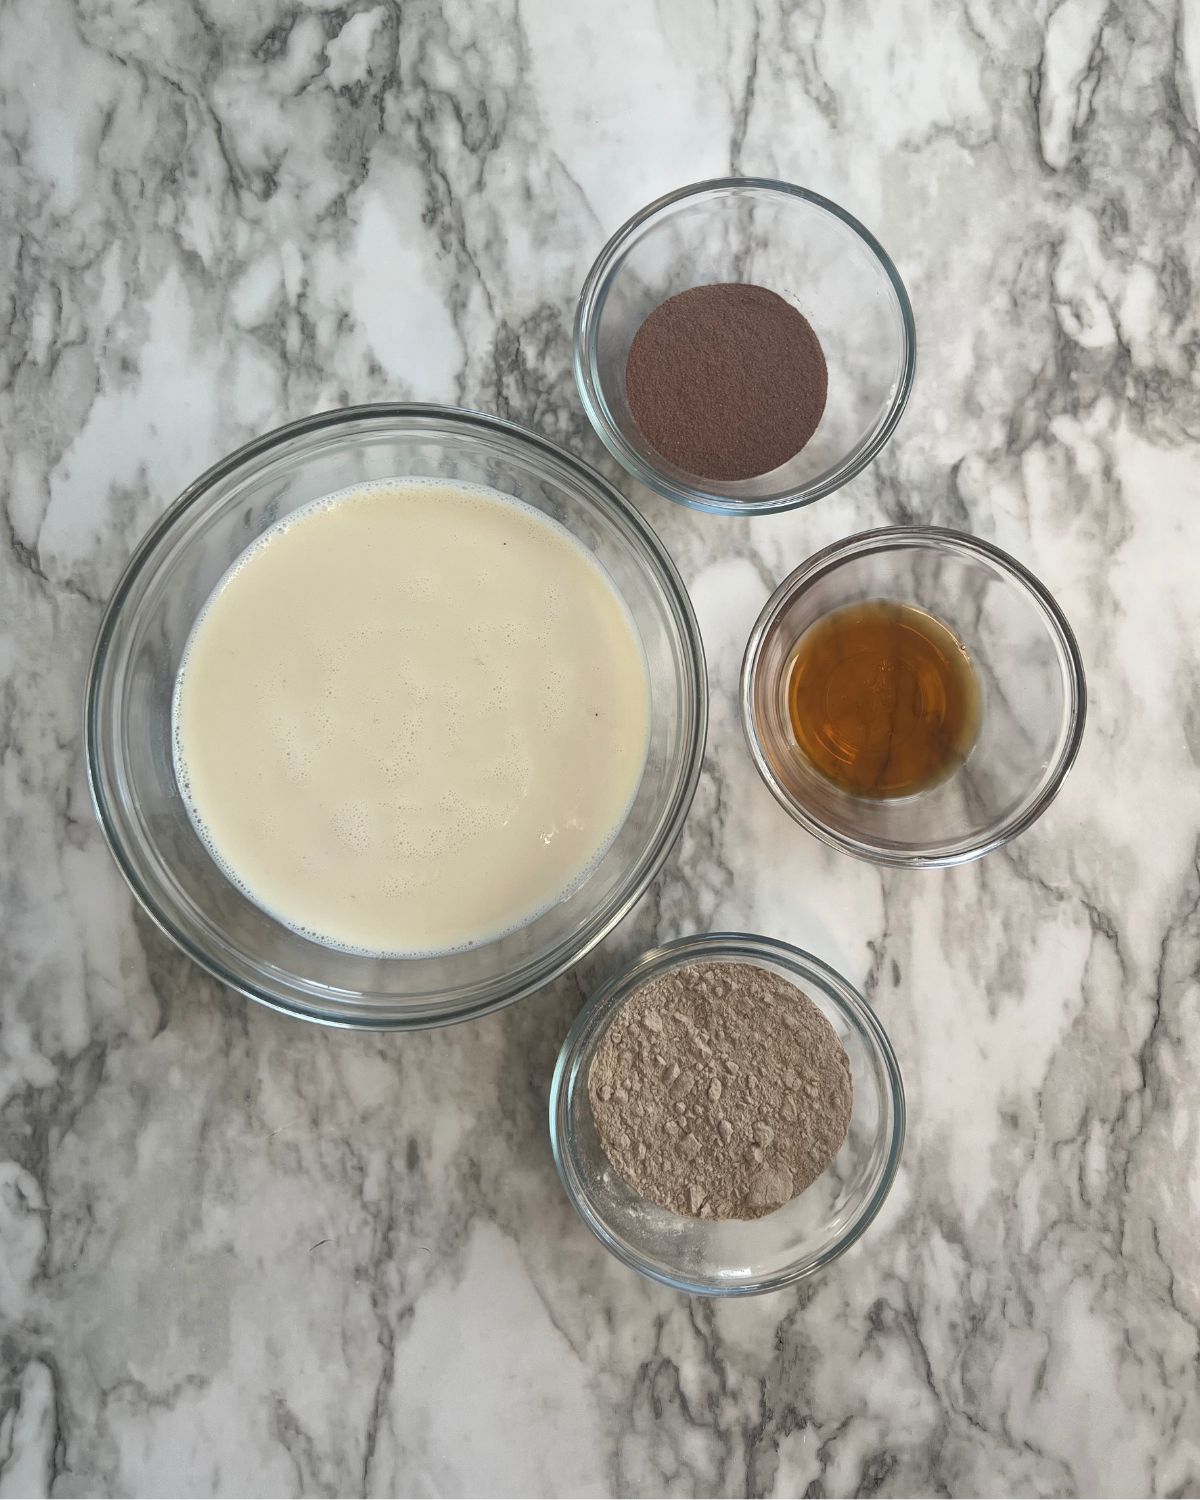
[624,283,828,482]
[587,960,853,1221]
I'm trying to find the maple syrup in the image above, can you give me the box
[785,600,981,799]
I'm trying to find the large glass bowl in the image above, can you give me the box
[550,933,905,1296]
[741,527,1086,866]
[574,178,915,515]
[86,405,708,1029]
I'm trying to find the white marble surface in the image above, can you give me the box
[2,0,1200,1495]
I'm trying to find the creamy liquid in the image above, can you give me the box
[173,480,650,955]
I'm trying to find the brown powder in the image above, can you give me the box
[624,283,828,482]
[587,960,853,1221]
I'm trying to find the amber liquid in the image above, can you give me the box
[785,600,982,799]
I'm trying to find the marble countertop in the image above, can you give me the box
[3,0,1199,1495]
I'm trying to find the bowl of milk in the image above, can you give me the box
[86,405,708,1028]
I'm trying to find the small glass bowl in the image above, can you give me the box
[573,177,915,515]
[86,405,708,1029]
[549,933,905,1296]
[741,527,1087,867]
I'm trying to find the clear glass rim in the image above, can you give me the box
[548,931,906,1296]
[572,176,917,517]
[85,402,709,1030]
[739,526,1088,868]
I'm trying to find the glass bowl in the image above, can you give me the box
[86,404,708,1029]
[741,527,1086,866]
[550,933,904,1296]
[573,177,915,515]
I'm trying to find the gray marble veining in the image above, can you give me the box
[2,0,1200,1494]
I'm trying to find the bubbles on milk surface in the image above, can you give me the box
[172,475,651,957]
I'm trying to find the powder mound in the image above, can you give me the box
[624,283,828,482]
[588,960,853,1221]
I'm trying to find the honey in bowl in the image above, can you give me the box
[785,600,981,799]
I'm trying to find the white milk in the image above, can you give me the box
[173,479,650,955]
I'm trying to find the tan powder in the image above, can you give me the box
[587,960,853,1220]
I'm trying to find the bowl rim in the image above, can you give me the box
[573,176,917,516]
[548,931,906,1296]
[85,402,709,1030]
[739,525,1088,867]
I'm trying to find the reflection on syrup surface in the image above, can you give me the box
[786,600,981,799]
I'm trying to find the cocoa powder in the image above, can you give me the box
[624,283,828,481]
[588,960,853,1221]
